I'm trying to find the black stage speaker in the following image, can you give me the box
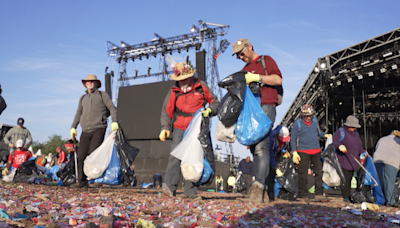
[117,80,175,140]
[105,73,112,98]
[196,50,206,81]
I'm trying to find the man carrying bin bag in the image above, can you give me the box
[232,38,282,203]
[159,59,219,200]
[70,74,118,188]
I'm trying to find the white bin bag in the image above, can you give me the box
[171,114,204,183]
[84,131,116,180]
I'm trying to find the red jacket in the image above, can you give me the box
[161,80,219,131]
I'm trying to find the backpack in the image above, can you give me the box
[338,127,359,142]
[174,85,206,117]
[258,55,284,106]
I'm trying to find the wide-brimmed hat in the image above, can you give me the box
[82,74,101,88]
[232,38,251,56]
[169,62,196,81]
[343,115,361,128]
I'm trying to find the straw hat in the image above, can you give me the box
[169,62,196,81]
[82,74,101,88]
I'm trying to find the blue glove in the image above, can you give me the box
[360,152,368,159]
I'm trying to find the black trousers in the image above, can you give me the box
[241,174,253,194]
[297,152,323,197]
[77,128,106,183]
[341,167,354,199]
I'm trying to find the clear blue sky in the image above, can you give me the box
[1,0,399,160]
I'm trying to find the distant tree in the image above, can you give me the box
[41,134,66,155]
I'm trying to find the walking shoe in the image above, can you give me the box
[239,183,268,203]
[162,183,174,198]
[314,195,330,202]
[185,194,202,200]
[71,182,88,189]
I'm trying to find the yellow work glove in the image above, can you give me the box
[159,130,170,142]
[252,176,255,181]
[70,128,77,140]
[339,145,348,153]
[324,134,332,138]
[245,72,261,84]
[276,169,283,177]
[2,168,8,176]
[111,122,119,131]
[292,151,301,165]
[201,108,212,117]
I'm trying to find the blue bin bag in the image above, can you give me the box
[274,179,282,198]
[363,155,385,205]
[194,156,213,185]
[89,146,122,185]
[323,182,331,190]
[142,182,154,188]
[235,87,272,146]
[47,165,60,181]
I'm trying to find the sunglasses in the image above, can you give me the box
[86,80,96,83]
[236,47,247,59]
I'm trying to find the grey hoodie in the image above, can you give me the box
[71,88,117,132]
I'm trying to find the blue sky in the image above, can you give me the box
[1,0,399,160]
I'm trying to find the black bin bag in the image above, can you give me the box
[195,116,215,186]
[115,129,140,186]
[217,71,247,127]
[235,174,246,192]
[276,156,298,198]
[350,164,376,203]
[57,152,77,186]
[13,160,41,183]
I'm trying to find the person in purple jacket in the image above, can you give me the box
[333,115,365,201]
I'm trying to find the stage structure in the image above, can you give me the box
[104,20,237,184]
[281,28,400,153]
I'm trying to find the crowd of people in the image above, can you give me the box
[1,38,400,208]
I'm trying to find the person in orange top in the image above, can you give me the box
[36,155,47,167]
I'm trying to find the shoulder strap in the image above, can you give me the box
[175,86,206,107]
[260,55,268,75]
[312,116,321,135]
[339,127,345,142]
[98,91,111,116]
[296,119,301,132]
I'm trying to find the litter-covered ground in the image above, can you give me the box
[1,182,400,228]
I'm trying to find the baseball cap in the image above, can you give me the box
[16,139,24,148]
[232,38,251,56]
[17,118,24,126]
[278,126,290,142]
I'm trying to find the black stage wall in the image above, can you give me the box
[117,80,175,140]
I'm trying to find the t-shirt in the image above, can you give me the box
[58,151,66,164]
[8,149,32,169]
[242,55,282,106]
[36,157,46,166]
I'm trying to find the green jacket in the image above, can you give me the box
[3,126,32,146]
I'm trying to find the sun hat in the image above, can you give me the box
[343,115,361,128]
[169,62,196,81]
[82,74,101,88]
[232,38,251,56]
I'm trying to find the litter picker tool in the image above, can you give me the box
[345,151,378,187]
[72,135,79,184]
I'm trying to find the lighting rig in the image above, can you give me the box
[105,20,234,156]
[281,28,400,151]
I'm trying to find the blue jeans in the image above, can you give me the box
[375,162,397,206]
[250,105,276,186]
